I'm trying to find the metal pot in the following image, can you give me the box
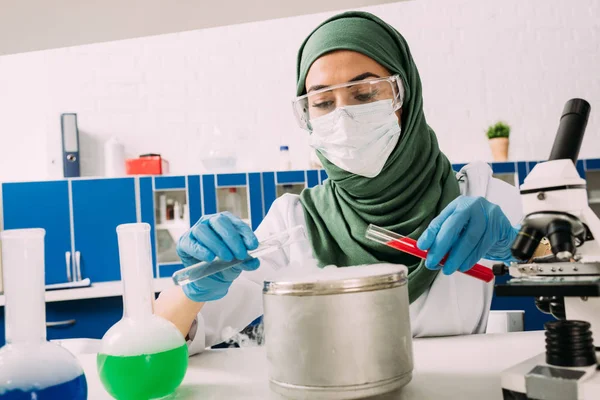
[263,264,413,399]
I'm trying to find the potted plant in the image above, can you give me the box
[486,121,510,161]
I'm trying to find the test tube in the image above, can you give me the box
[172,225,306,286]
[366,224,494,283]
[1,228,46,344]
[116,223,154,319]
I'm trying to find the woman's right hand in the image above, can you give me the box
[176,212,260,302]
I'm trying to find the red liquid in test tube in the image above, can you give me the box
[366,224,494,283]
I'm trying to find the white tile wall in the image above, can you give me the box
[0,0,599,182]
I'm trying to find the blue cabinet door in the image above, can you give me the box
[1,298,124,346]
[139,177,158,277]
[0,308,4,345]
[45,298,123,341]
[71,178,137,283]
[2,181,71,285]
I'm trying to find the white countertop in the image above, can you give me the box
[73,331,549,399]
[0,278,174,306]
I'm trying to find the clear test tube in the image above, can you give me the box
[116,223,155,320]
[172,225,306,286]
[1,228,46,344]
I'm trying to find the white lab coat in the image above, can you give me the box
[187,162,523,355]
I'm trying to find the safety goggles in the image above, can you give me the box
[292,75,405,131]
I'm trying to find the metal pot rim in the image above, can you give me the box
[263,265,408,296]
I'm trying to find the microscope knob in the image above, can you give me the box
[535,297,552,314]
[549,298,566,320]
[492,264,508,276]
[545,320,596,367]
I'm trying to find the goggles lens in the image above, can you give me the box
[293,75,404,131]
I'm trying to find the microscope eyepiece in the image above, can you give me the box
[511,226,544,261]
[548,98,591,163]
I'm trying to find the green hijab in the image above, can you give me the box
[297,11,460,303]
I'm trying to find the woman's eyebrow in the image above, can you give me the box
[306,72,381,93]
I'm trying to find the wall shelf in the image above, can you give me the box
[0,278,175,307]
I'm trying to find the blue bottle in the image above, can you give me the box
[0,229,87,399]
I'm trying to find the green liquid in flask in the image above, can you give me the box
[97,344,188,399]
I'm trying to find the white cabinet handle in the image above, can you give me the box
[46,319,76,328]
[65,251,72,282]
[75,251,81,282]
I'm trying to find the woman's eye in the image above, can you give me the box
[312,100,334,109]
[355,93,375,101]
[355,90,379,102]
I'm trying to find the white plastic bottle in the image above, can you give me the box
[104,137,126,177]
[279,146,292,171]
[183,204,190,225]
[159,195,167,225]
[174,201,181,222]
[224,188,243,216]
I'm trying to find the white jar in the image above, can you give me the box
[104,137,126,177]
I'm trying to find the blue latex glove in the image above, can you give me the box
[416,196,519,275]
[176,212,260,302]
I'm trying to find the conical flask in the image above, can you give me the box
[97,223,188,399]
[0,228,87,399]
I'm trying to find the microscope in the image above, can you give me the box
[494,98,600,400]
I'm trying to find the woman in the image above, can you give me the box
[154,11,522,355]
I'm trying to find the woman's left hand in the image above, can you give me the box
[417,196,518,275]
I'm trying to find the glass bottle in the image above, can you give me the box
[97,223,188,399]
[224,188,242,216]
[0,228,87,399]
[279,145,292,171]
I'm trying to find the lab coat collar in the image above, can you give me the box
[456,161,493,198]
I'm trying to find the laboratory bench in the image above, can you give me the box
[2,159,600,344]
[69,330,554,399]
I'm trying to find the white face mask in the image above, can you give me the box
[309,100,401,178]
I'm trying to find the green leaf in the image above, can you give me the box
[486,121,510,139]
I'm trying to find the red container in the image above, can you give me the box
[125,154,170,175]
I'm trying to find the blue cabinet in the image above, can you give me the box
[45,298,123,341]
[2,181,72,285]
[0,308,4,345]
[0,298,124,346]
[139,177,158,276]
[151,176,191,277]
[2,159,600,337]
[262,170,322,216]
[2,178,138,285]
[72,178,137,283]
[187,175,202,226]
[491,162,517,174]
[205,173,264,230]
